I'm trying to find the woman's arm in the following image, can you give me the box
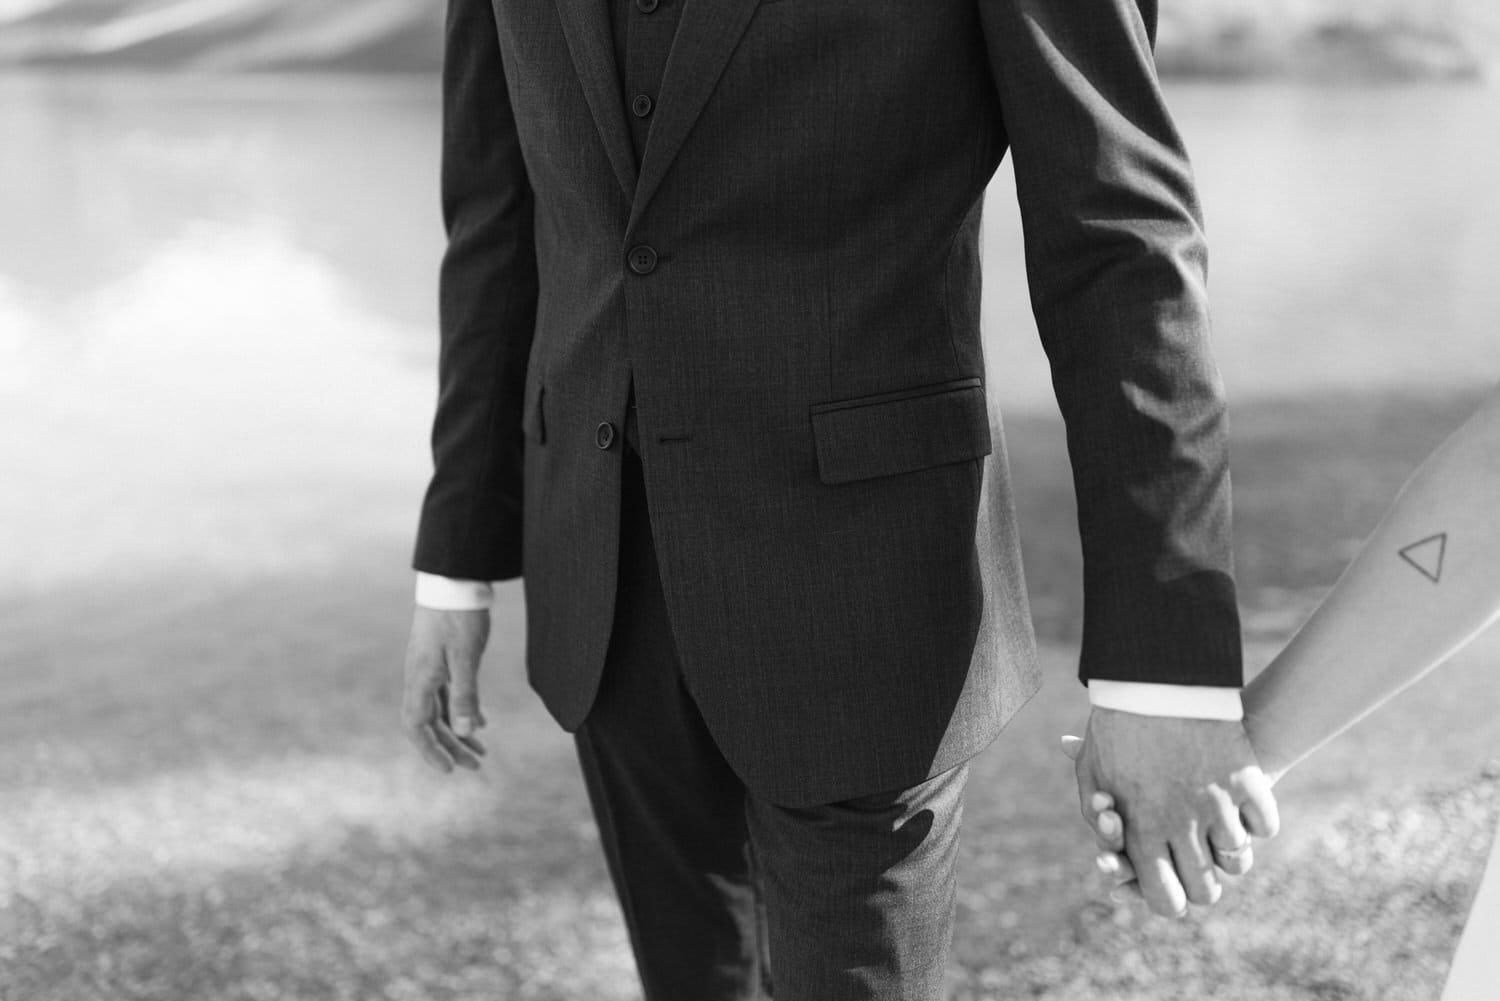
[1070,385,1500,894]
[1243,386,1500,781]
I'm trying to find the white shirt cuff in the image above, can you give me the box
[414,572,494,611]
[1088,680,1244,721]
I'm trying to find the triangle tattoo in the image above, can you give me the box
[1398,532,1447,584]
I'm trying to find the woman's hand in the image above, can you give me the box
[1061,735,1138,897]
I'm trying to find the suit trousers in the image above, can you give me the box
[573,428,970,1001]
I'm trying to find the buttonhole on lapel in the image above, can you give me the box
[657,434,692,445]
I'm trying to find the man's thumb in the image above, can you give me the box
[447,657,484,737]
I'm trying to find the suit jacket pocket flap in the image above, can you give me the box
[809,378,991,485]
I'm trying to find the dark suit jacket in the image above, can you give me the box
[414,0,1243,805]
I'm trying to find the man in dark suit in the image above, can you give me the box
[400,0,1281,997]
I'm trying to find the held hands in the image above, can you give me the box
[401,607,491,772]
[1061,709,1279,917]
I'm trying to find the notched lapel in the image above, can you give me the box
[554,0,640,203]
[627,0,764,234]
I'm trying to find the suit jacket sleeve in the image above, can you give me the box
[977,0,1243,687]
[413,0,540,581]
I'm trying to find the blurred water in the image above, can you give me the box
[2,73,1498,592]
[0,74,444,592]
[982,81,1500,409]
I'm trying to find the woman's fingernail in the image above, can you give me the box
[1097,854,1119,874]
[1091,792,1113,813]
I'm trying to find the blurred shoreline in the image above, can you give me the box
[0,0,1493,80]
[1157,17,1487,82]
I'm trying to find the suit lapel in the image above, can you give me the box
[554,0,763,231]
[627,0,763,234]
[554,0,639,203]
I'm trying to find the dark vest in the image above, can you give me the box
[609,0,682,449]
[608,0,681,163]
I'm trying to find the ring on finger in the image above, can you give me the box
[1211,840,1252,860]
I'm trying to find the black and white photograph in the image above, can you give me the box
[2,1,1498,998]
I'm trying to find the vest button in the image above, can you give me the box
[631,93,654,118]
[627,245,658,275]
[596,422,617,450]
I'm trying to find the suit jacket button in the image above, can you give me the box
[627,245,658,275]
[631,94,654,118]
[596,421,617,450]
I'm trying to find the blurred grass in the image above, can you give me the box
[2,387,1499,1000]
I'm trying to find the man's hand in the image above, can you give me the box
[1061,741,1258,901]
[1068,708,1279,918]
[401,607,491,773]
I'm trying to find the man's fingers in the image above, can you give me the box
[401,663,456,772]
[1132,843,1190,919]
[409,722,456,773]
[430,693,484,771]
[404,687,480,773]
[435,696,488,758]
[402,608,497,774]
[400,659,438,728]
[445,656,485,738]
[1170,838,1222,907]
[432,723,483,771]
[1234,769,1281,839]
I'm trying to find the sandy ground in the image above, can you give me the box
[2,387,1498,1000]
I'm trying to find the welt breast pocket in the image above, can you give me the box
[808,377,991,486]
